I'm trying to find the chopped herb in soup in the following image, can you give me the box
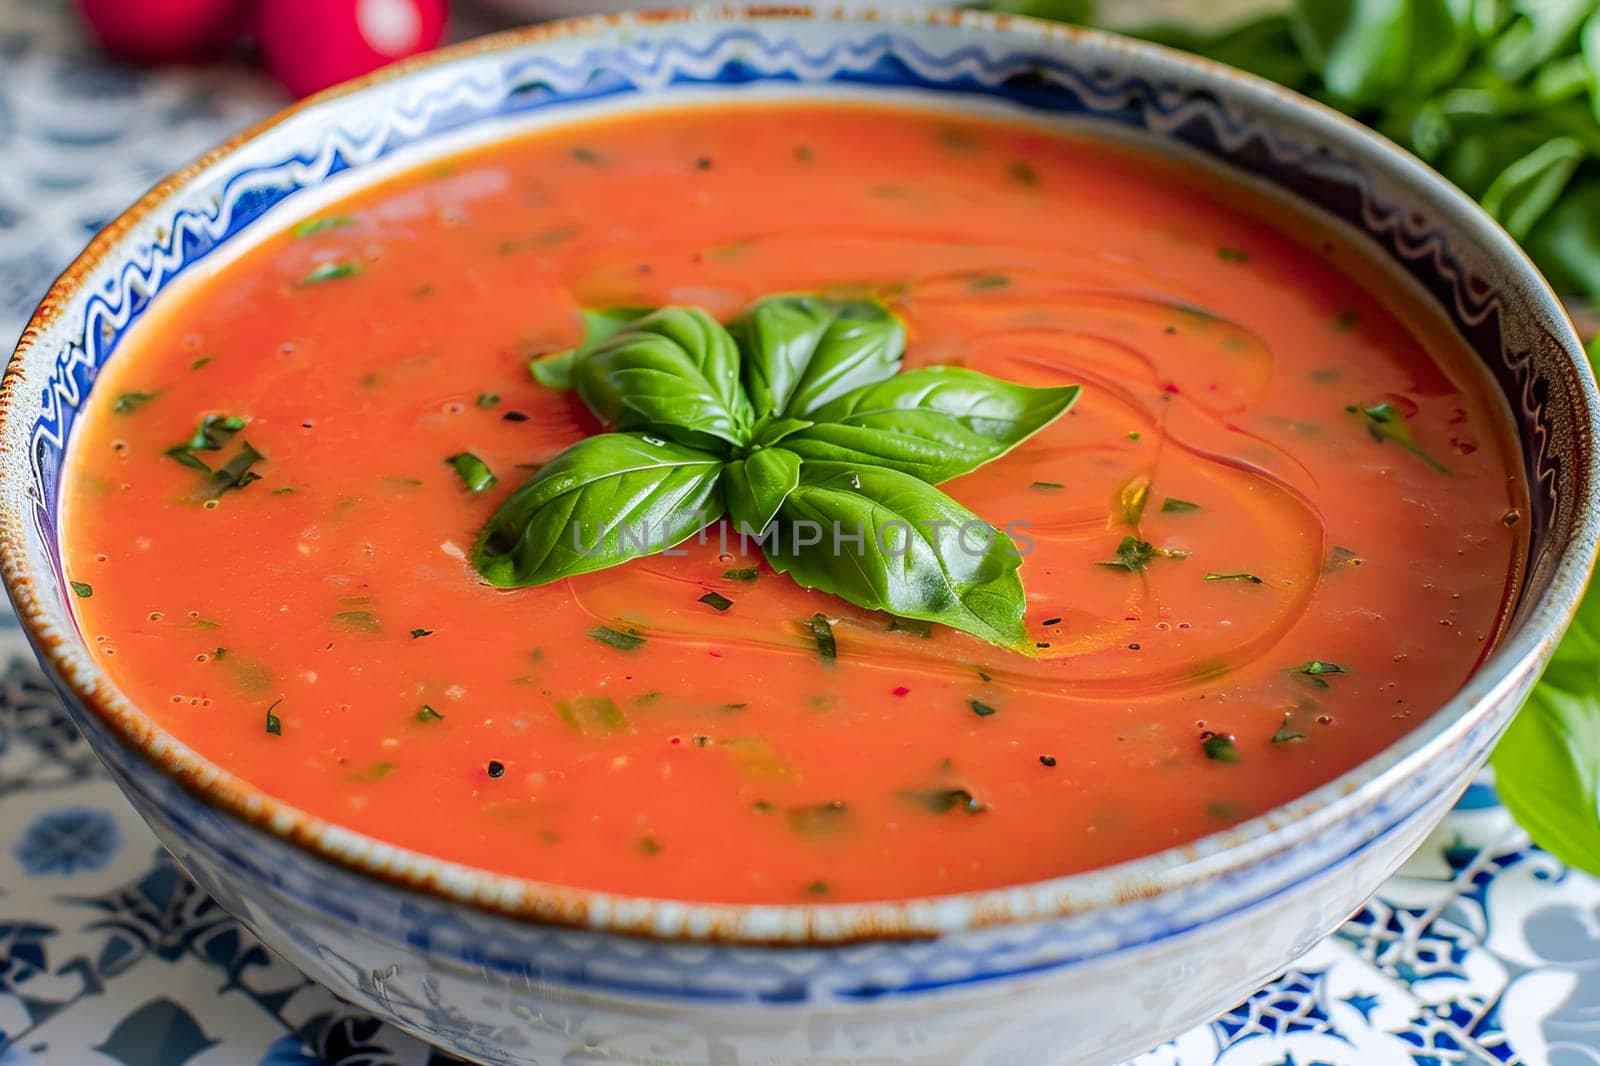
[64,104,1525,903]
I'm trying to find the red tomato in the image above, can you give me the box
[74,0,252,63]
[254,0,450,98]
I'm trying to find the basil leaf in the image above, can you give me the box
[724,446,802,533]
[1492,572,1600,878]
[1291,0,1475,106]
[786,367,1079,484]
[474,432,724,586]
[750,416,814,448]
[529,307,652,390]
[1127,15,1316,87]
[764,462,1027,648]
[1527,169,1600,298]
[1488,0,1594,82]
[730,296,905,419]
[575,307,754,448]
[1481,135,1586,238]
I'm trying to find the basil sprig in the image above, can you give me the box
[479,295,1080,650]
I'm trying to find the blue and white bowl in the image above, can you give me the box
[3,9,1596,1064]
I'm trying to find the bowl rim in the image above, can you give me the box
[4,3,1597,947]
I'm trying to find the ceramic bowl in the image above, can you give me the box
[4,9,1597,1065]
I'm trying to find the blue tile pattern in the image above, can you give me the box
[1,1,1597,1062]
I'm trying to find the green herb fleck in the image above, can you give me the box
[416,705,444,723]
[803,614,836,661]
[1009,160,1039,185]
[113,391,160,415]
[1324,545,1364,571]
[301,261,360,286]
[698,592,733,612]
[638,836,663,856]
[1217,246,1249,262]
[968,273,1011,291]
[188,414,246,453]
[556,695,628,735]
[205,441,264,498]
[1098,536,1186,572]
[189,356,212,371]
[1292,660,1348,688]
[1202,733,1239,762]
[1031,480,1064,491]
[570,146,604,165]
[265,698,283,736]
[1271,720,1307,743]
[968,698,998,718]
[476,393,501,408]
[1347,402,1452,475]
[347,761,396,783]
[1205,572,1263,584]
[900,787,986,814]
[333,609,380,633]
[786,800,850,835]
[69,580,93,598]
[409,628,433,639]
[804,880,829,895]
[1161,497,1200,513]
[722,567,759,582]
[294,216,354,238]
[1332,310,1360,331]
[445,452,497,493]
[589,625,645,651]
[1118,475,1151,525]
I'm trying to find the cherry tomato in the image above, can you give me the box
[74,0,252,63]
[254,0,450,98]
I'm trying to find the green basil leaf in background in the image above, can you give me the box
[530,306,653,390]
[575,307,755,449]
[764,461,1028,649]
[1491,569,1600,878]
[1481,134,1587,236]
[1488,0,1597,82]
[1291,0,1476,106]
[1583,8,1600,119]
[474,432,724,586]
[786,367,1080,484]
[1120,16,1318,88]
[1526,169,1600,295]
[724,446,802,534]
[730,295,905,419]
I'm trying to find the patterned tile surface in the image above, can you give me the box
[1,1,1597,1062]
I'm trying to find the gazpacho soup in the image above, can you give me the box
[65,103,1526,904]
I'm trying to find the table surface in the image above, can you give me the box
[1,2,1598,1063]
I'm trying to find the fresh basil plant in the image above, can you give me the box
[475,295,1080,650]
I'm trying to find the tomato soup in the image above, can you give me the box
[63,103,1526,903]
